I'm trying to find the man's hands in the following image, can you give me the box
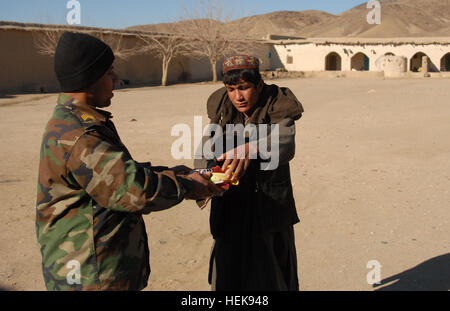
[171,166,225,201]
[217,142,258,182]
[185,171,225,200]
[169,141,258,202]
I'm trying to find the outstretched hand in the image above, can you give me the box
[171,166,225,201]
[217,142,257,182]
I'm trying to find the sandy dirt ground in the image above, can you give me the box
[0,77,449,291]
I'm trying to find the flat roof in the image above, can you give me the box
[267,37,450,46]
[0,21,159,37]
[2,22,449,45]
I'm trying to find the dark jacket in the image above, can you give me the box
[196,84,304,236]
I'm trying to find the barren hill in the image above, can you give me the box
[129,19,224,34]
[303,0,450,38]
[226,10,337,39]
[128,0,450,38]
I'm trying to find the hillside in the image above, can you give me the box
[302,0,450,38]
[128,0,450,38]
[226,10,337,39]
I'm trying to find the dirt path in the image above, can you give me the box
[0,77,448,291]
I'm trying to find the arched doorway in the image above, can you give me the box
[409,52,438,72]
[351,52,370,71]
[410,52,426,72]
[325,52,341,71]
[440,53,450,72]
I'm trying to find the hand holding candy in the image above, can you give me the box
[195,166,239,190]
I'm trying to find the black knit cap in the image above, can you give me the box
[54,32,115,92]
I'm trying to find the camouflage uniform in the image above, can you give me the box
[36,94,192,290]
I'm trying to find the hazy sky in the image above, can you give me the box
[0,0,368,29]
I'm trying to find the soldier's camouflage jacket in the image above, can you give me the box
[36,94,190,290]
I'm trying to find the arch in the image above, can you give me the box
[325,52,341,71]
[410,52,426,72]
[410,52,438,72]
[440,53,450,72]
[385,52,395,56]
[351,52,370,71]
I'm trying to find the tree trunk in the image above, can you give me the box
[211,59,218,82]
[161,57,170,87]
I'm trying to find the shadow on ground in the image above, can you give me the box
[373,253,450,291]
[0,284,12,291]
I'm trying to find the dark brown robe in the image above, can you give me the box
[196,83,304,291]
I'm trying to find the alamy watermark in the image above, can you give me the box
[366,260,382,285]
[66,0,81,25]
[367,0,381,25]
[66,259,81,285]
[64,1,380,32]
[171,116,280,170]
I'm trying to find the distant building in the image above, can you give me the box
[1,22,449,93]
[0,22,215,93]
[267,36,450,75]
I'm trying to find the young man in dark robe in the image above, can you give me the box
[195,55,304,291]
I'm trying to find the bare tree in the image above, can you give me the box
[137,31,190,86]
[180,0,256,82]
[33,28,138,61]
[93,32,138,61]
[32,29,62,56]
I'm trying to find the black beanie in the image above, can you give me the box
[54,32,115,92]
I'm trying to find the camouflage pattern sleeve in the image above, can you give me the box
[66,127,188,214]
[36,96,199,290]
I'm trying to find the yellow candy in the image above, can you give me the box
[210,173,239,186]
